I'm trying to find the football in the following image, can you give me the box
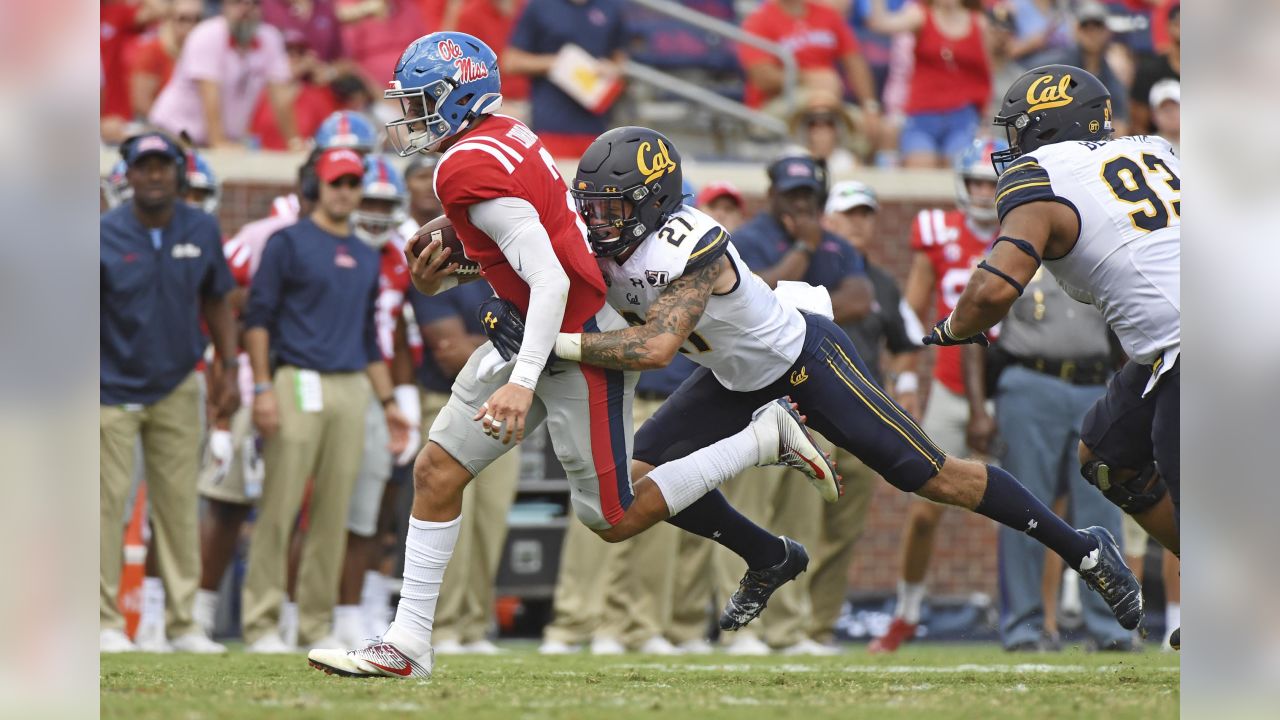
[409,215,482,281]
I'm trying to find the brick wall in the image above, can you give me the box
[209,180,997,599]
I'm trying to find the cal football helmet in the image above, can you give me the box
[954,137,1008,223]
[992,64,1112,173]
[102,159,132,209]
[384,32,503,156]
[571,126,684,257]
[314,110,379,154]
[353,154,407,248]
[184,149,220,215]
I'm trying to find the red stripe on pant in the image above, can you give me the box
[581,363,628,526]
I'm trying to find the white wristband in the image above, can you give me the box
[393,384,421,427]
[554,332,583,362]
[894,371,919,395]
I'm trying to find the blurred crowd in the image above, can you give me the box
[101,0,1181,164]
[100,0,1182,657]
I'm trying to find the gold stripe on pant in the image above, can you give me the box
[101,372,203,637]
[241,366,370,645]
[542,396,679,649]
[428,390,521,645]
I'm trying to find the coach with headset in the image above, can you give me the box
[100,132,240,653]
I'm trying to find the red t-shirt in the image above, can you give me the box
[374,243,412,362]
[101,2,143,118]
[250,83,338,150]
[910,208,997,395]
[455,0,529,100]
[128,37,177,104]
[433,114,606,331]
[337,0,427,89]
[737,1,860,108]
[905,9,990,114]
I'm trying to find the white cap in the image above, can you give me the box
[1149,78,1180,108]
[825,180,878,214]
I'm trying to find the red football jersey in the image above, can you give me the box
[433,114,606,332]
[910,208,997,395]
[374,241,412,363]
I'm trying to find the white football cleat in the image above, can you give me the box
[724,634,771,656]
[750,399,840,502]
[537,639,580,655]
[246,632,296,654]
[780,638,840,656]
[638,636,683,655]
[590,636,626,655]
[171,631,227,654]
[100,628,138,653]
[463,639,502,655]
[308,640,433,679]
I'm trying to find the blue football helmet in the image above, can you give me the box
[101,159,132,210]
[314,110,379,154]
[184,149,220,215]
[353,154,408,248]
[954,137,1008,223]
[385,31,503,156]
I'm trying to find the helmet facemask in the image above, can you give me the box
[990,112,1030,175]
[385,78,459,156]
[573,185,651,257]
[353,196,403,248]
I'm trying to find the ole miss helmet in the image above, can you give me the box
[384,32,503,156]
[353,154,407,248]
[314,110,379,154]
[954,137,1008,223]
[992,64,1112,173]
[184,149,220,215]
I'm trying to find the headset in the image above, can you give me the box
[299,147,324,201]
[119,132,189,192]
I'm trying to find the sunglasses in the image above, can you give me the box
[805,113,839,128]
[328,176,362,189]
[173,14,202,24]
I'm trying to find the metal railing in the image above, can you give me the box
[624,0,798,137]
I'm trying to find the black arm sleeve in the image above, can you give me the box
[684,227,730,273]
[995,158,1059,222]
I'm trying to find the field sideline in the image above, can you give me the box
[101,643,1179,719]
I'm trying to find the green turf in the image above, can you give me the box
[100,643,1178,719]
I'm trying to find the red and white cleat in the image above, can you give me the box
[308,639,434,679]
[868,617,918,654]
[751,399,841,502]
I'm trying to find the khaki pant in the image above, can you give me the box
[807,442,877,644]
[101,372,203,637]
[429,391,521,645]
[717,461,825,648]
[666,531,719,645]
[242,366,370,645]
[542,396,678,648]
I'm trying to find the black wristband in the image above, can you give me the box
[380,395,396,408]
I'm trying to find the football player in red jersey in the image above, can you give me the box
[871,138,1004,653]
[309,32,835,680]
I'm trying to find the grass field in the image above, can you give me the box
[101,643,1179,719]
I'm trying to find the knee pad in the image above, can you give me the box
[1080,459,1168,514]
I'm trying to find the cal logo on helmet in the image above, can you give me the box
[1026,74,1075,113]
[636,139,677,183]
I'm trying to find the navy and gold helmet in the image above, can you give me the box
[572,126,684,257]
[991,64,1113,173]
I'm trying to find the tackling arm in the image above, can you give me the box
[945,202,1053,339]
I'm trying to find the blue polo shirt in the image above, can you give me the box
[732,212,867,292]
[636,354,696,398]
[408,280,495,392]
[101,202,234,406]
[508,0,627,136]
[243,218,381,372]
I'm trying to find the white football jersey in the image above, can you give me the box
[996,135,1180,367]
[598,206,807,391]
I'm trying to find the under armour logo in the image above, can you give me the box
[712,530,721,539]
[1026,519,1038,532]
[630,277,645,288]
[483,312,498,329]
[789,367,809,386]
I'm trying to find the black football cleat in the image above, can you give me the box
[719,537,809,631]
[1169,627,1180,651]
[1076,526,1144,631]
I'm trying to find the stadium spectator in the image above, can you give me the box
[504,0,628,158]
[102,0,167,141]
[788,89,868,174]
[813,180,922,650]
[1001,0,1074,67]
[262,0,344,61]
[867,0,991,168]
[249,30,341,150]
[1040,2,1130,136]
[965,274,1131,652]
[335,0,428,100]
[696,181,746,233]
[453,0,530,102]
[1129,2,1178,134]
[739,0,882,140]
[240,147,410,652]
[100,132,239,654]
[149,0,302,149]
[1148,78,1179,153]
[983,4,1027,123]
[128,0,205,121]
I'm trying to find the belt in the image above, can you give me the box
[1010,355,1110,386]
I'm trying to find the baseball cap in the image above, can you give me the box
[316,147,365,183]
[1149,78,1180,108]
[123,132,183,167]
[768,155,825,194]
[825,181,878,214]
[696,180,744,208]
[1076,1,1109,24]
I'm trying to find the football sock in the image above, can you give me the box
[193,589,220,637]
[976,464,1097,570]
[280,601,299,647]
[140,576,165,628]
[1165,603,1181,644]
[646,426,760,516]
[897,581,926,624]
[360,570,391,633]
[666,490,786,570]
[384,515,460,659]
